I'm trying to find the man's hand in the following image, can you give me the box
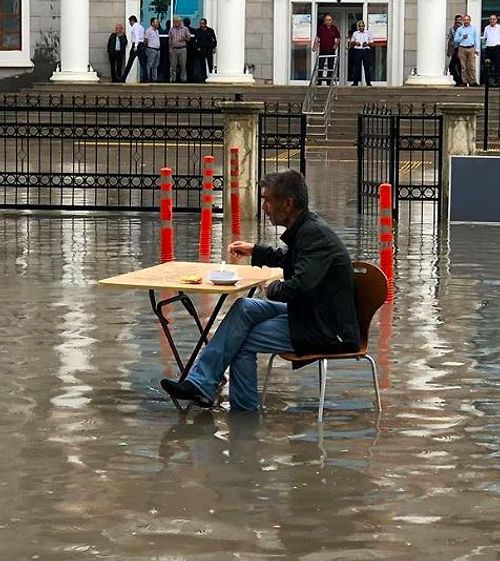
[228,241,255,259]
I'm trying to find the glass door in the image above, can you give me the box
[316,4,363,85]
[367,2,388,84]
[290,2,313,82]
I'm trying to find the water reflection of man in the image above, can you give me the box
[161,170,360,411]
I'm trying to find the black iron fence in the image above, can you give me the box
[0,94,306,214]
[483,67,500,151]
[0,94,225,212]
[258,102,307,219]
[358,104,443,222]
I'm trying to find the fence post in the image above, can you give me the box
[357,113,363,215]
[484,63,490,151]
[436,102,482,220]
[391,116,399,221]
[218,101,264,222]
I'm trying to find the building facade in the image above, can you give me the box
[1,0,499,85]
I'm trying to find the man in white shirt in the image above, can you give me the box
[145,17,161,82]
[121,15,148,83]
[484,13,500,78]
[350,20,373,86]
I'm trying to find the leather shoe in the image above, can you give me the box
[160,379,214,408]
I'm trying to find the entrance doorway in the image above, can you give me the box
[317,4,363,85]
[289,1,389,85]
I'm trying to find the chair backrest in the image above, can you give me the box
[352,261,388,350]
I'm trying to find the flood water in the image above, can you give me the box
[0,160,499,561]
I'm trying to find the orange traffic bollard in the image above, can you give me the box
[199,155,214,257]
[379,183,394,302]
[230,147,241,236]
[160,167,174,262]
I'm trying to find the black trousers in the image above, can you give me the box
[196,51,214,82]
[353,49,372,85]
[449,48,462,84]
[121,43,148,82]
[485,45,500,77]
[108,52,124,82]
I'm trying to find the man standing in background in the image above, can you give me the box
[107,23,127,83]
[455,14,480,87]
[447,14,463,86]
[169,16,191,83]
[350,20,373,86]
[145,17,161,82]
[484,14,500,82]
[194,18,217,82]
[183,17,196,82]
[121,15,148,83]
[313,13,340,86]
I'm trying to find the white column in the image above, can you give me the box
[388,0,405,86]
[206,0,254,83]
[406,0,454,85]
[51,0,98,82]
[273,0,289,85]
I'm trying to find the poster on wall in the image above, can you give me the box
[292,14,312,42]
[0,0,21,51]
[368,13,388,41]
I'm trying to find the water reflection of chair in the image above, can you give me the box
[261,262,388,422]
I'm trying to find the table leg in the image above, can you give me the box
[151,287,258,407]
[179,293,228,381]
[149,290,186,374]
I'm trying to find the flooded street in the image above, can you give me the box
[0,159,499,561]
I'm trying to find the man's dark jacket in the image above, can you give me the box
[107,33,128,57]
[251,210,360,356]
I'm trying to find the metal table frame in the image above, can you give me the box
[149,286,257,409]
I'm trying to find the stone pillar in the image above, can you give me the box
[406,0,453,86]
[51,0,98,82]
[219,101,264,221]
[437,103,482,218]
[206,0,254,84]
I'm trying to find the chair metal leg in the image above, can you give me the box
[318,359,328,422]
[261,354,277,407]
[365,354,382,412]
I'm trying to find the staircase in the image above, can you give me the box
[302,55,339,141]
[320,86,487,152]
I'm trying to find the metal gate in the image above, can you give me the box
[258,103,307,219]
[0,94,307,214]
[357,104,443,222]
[0,94,225,212]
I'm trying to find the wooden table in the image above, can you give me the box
[98,261,282,390]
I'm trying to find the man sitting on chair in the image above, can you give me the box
[161,169,360,411]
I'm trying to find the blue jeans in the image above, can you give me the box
[187,298,294,411]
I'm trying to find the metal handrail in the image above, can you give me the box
[302,54,339,116]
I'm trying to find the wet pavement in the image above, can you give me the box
[0,158,499,561]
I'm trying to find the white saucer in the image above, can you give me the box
[209,277,240,286]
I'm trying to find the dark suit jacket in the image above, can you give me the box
[252,210,360,355]
[107,33,127,57]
